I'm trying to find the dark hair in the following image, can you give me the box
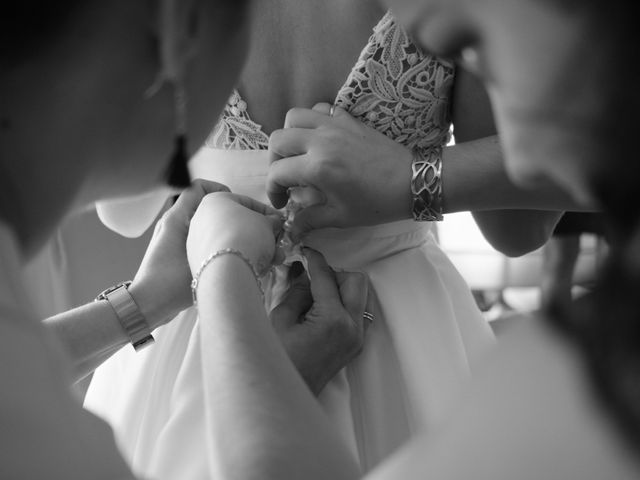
[1,2,83,63]
[1,0,252,65]
[544,0,640,455]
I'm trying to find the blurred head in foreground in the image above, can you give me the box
[386,0,640,453]
[0,0,251,254]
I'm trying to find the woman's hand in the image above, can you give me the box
[129,179,231,330]
[187,191,283,276]
[267,103,414,241]
[270,249,371,396]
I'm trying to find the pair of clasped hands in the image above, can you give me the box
[136,103,412,394]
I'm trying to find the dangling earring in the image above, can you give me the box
[164,82,191,189]
[145,65,191,189]
[148,0,194,189]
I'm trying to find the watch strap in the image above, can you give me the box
[102,284,154,351]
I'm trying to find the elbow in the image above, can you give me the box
[489,225,554,258]
[494,241,543,258]
[473,211,561,257]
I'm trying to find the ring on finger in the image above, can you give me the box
[363,311,374,324]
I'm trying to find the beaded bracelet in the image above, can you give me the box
[191,248,265,307]
[411,146,444,222]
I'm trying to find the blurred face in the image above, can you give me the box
[1,0,249,206]
[386,0,605,206]
[84,0,250,202]
[0,0,249,252]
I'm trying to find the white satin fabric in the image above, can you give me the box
[85,148,495,478]
[96,188,175,239]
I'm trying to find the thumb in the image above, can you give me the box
[329,105,361,130]
[289,205,336,242]
[336,271,368,326]
[271,273,313,331]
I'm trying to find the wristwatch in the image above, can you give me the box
[95,281,155,351]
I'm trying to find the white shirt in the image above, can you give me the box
[0,222,135,479]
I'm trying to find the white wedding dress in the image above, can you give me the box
[85,13,494,479]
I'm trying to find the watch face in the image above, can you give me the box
[95,281,133,302]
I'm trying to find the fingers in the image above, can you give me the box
[284,107,333,129]
[312,102,332,115]
[266,154,311,208]
[267,104,357,210]
[266,163,328,212]
[270,272,313,331]
[312,103,352,124]
[363,288,375,335]
[286,104,354,128]
[221,192,280,216]
[330,105,349,120]
[303,248,342,307]
[269,128,314,162]
[288,186,326,209]
[336,271,369,332]
[267,214,285,240]
[288,204,335,242]
[271,105,352,164]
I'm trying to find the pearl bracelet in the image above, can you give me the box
[411,146,444,222]
[191,248,264,307]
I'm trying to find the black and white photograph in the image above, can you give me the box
[1,0,639,478]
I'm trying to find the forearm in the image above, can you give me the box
[440,67,576,256]
[439,136,589,255]
[44,301,129,382]
[442,135,588,213]
[43,282,169,383]
[196,255,359,480]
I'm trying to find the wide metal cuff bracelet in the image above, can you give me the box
[411,146,444,222]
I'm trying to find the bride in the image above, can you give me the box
[86,2,584,478]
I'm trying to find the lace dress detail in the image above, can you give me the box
[335,12,454,150]
[208,12,454,153]
[206,90,269,150]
